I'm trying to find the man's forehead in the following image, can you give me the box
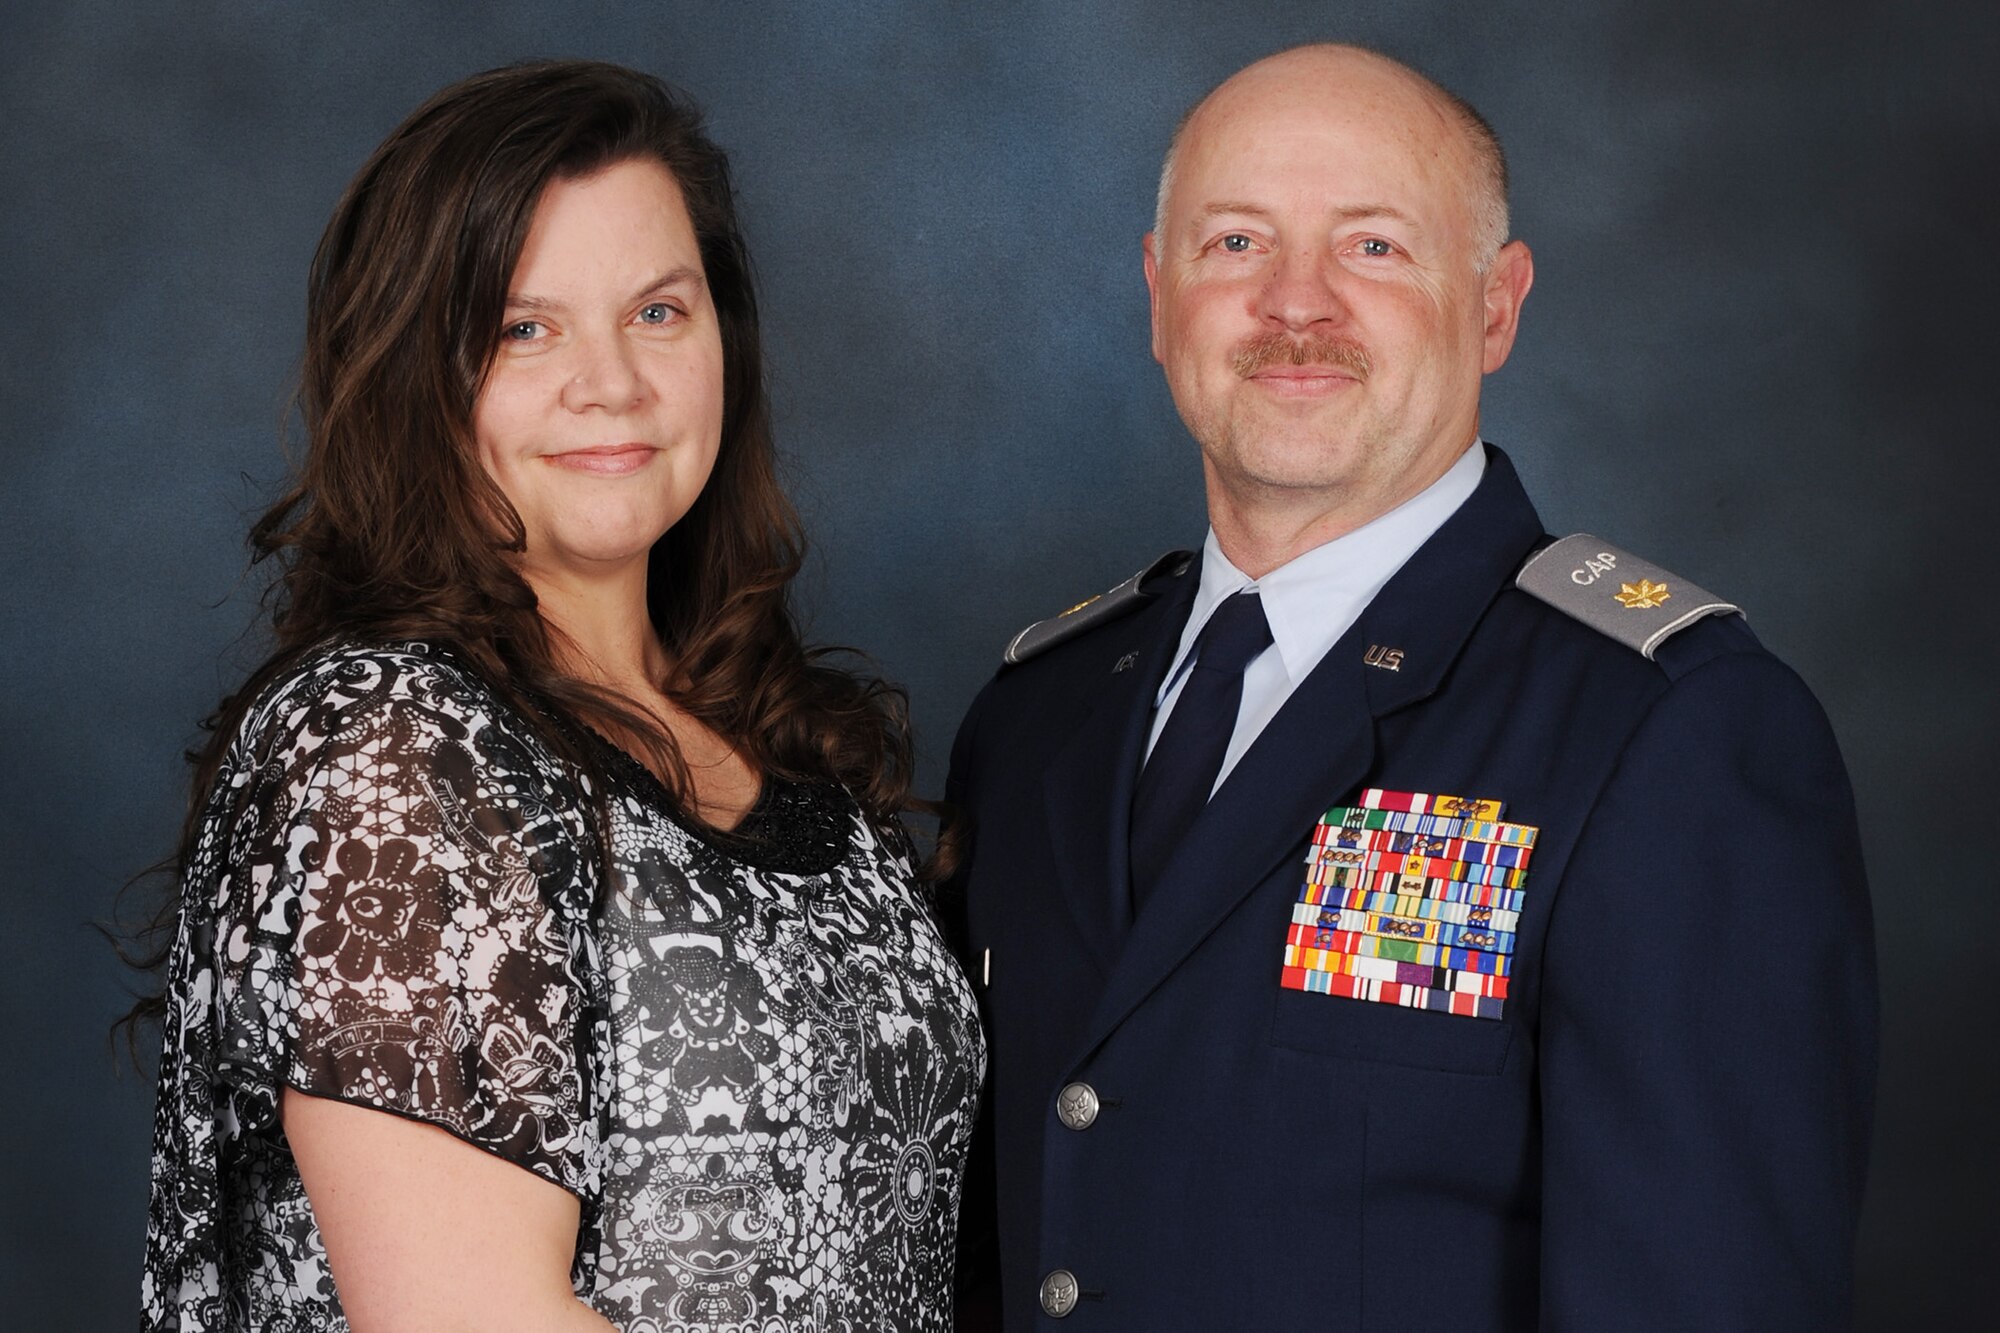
[1192,74,1452,163]
[1172,73,1470,213]
[1179,110,1454,203]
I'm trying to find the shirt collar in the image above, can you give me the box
[1155,440,1488,704]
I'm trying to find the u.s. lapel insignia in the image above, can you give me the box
[1281,788,1539,1020]
[1363,644,1404,671]
[1613,579,1670,610]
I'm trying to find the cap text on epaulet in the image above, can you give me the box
[1003,550,1195,666]
[1515,534,1741,659]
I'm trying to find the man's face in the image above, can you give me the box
[1144,56,1530,530]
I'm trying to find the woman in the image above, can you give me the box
[139,61,983,1332]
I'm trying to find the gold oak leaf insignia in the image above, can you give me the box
[1614,579,1671,610]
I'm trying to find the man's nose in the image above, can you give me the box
[1255,245,1348,332]
[559,330,646,413]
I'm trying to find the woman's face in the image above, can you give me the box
[473,157,725,587]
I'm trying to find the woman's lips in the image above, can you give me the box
[545,443,658,476]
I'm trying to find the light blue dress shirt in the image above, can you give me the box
[1146,440,1488,791]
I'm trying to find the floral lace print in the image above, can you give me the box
[141,643,985,1332]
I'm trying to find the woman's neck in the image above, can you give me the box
[523,561,668,698]
[519,557,763,830]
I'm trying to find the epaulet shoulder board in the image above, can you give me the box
[1515,533,1742,659]
[1003,549,1195,666]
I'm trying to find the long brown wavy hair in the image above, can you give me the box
[116,60,935,1040]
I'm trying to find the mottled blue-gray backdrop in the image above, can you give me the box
[3,2,1992,1327]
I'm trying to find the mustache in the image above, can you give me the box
[1231,332,1371,381]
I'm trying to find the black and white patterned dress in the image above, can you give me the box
[141,642,985,1332]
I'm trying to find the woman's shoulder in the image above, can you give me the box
[231,639,533,768]
[200,640,598,915]
[195,641,590,875]
[250,637,493,711]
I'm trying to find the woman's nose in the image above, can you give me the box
[559,331,646,413]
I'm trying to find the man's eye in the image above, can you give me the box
[502,320,544,341]
[1219,234,1254,253]
[637,303,678,324]
[1358,238,1394,257]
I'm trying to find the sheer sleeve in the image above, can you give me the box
[209,646,606,1197]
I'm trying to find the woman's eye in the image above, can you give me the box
[1357,238,1394,258]
[501,320,544,341]
[637,303,678,325]
[1219,234,1253,254]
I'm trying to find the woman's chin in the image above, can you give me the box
[526,529,672,582]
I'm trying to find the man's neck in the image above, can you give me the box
[1203,439,1478,580]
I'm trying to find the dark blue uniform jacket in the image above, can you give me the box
[947,447,1875,1331]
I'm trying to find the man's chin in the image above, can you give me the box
[1205,425,1371,493]
[1207,459,1366,501]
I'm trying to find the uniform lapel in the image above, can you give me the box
[1039,566,1201,973]
[1071,447,1548,1063]
[1072,620,1377,1054]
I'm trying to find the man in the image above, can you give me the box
[947,43,1874,1330]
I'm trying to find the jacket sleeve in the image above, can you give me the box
[944,679,1003,1333]
[1538,650,1876,1331]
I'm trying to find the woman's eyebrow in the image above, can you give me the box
[627,265,706,301]
[504,266,707,312]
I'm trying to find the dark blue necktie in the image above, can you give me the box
[1129,591,1273,913]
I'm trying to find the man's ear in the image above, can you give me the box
[1481,239,1534,374]
[1143,231,1164,365]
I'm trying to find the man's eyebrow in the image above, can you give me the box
[1194,202,1276,223]
[504,266,706,312]
[1331,203,1422,229]
[1191,202,1422,229]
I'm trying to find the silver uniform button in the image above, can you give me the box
[1039,1269,1080,1318]
[1056,1081,1101,1131]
